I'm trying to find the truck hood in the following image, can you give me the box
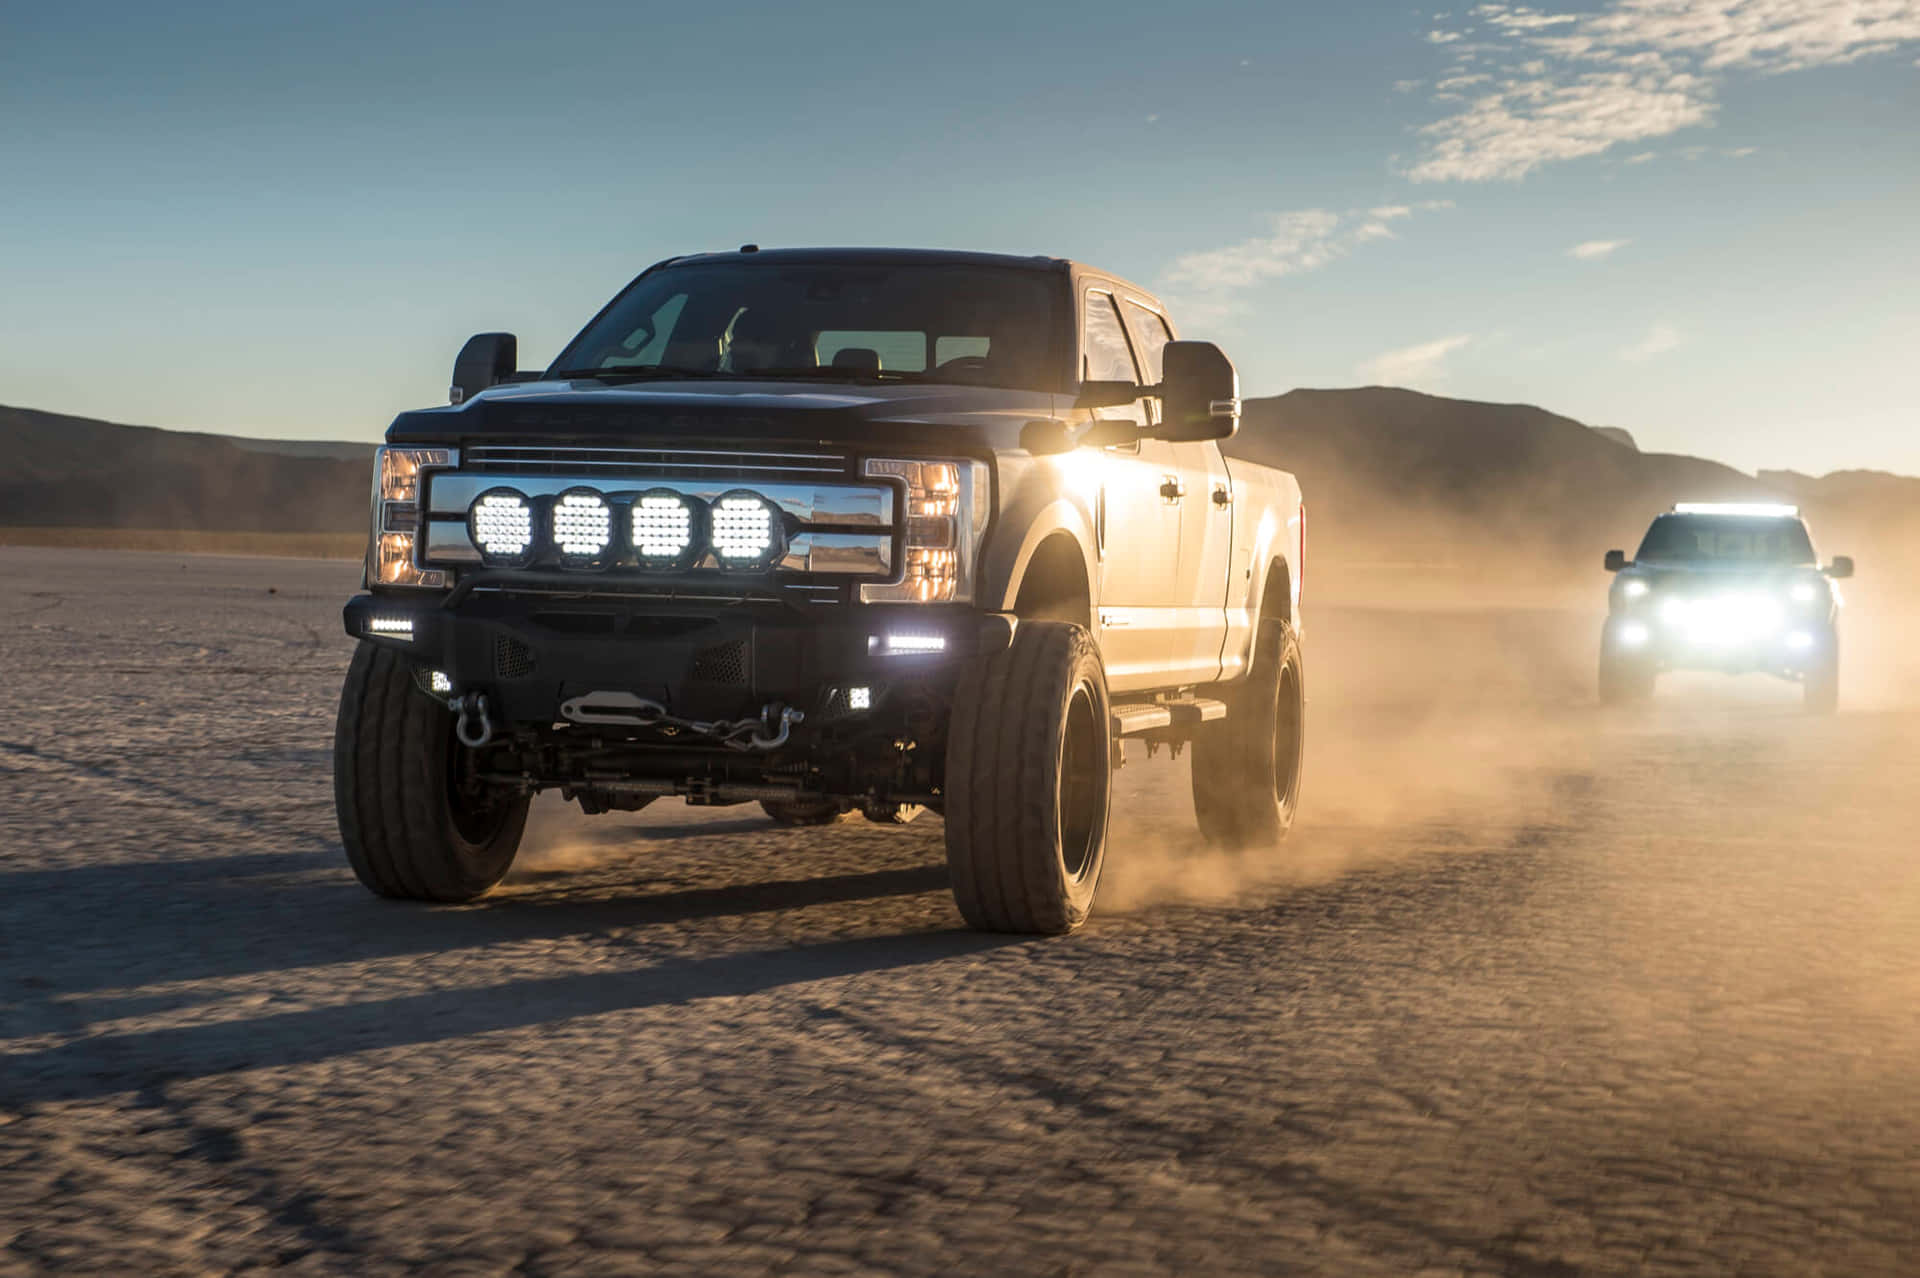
[1629,561,1820,583]
[384,378,1059,453]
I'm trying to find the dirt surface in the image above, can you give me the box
[3,546,1917,1276]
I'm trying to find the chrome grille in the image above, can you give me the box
[462,445,850,480]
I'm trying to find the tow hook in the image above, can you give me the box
[747,705,805,751]
[452,693,496,749]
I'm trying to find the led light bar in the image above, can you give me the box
[631,489,703,570]
[468,488,536,566]
[368,616,415,638]
[552,487,614,568]
[1674,502,1799,518]
[710,491,784,570]
[869,632,947,656]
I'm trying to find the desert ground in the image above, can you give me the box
[2,546,1917,1276]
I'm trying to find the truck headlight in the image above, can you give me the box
[861,458,990,604]
[368,446,455,589]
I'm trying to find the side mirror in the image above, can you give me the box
[451,332,517,404]
[1826,555,1854,580]
[1155,341,1240,442]
[1080,418,1146,449]
[1074,380,1144,409]
[1604,550,1627,573]
[1019,419,1076,456]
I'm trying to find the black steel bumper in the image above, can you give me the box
[343,589,1013,735]
[1603,614,1836,677]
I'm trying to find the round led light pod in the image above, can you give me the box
[629,488,705,571]
[550,487,615,569]
[467,488,535,567]
[708,490,786,571]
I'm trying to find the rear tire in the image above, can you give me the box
[1192,620,1305,848]
[333,643,529,902]
[944,621,1112,935]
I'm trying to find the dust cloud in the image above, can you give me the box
[1101,518,1920,915]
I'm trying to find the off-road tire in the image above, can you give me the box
[334,642,530,901]
[1192,620,1305,848]
[1599,628,1657,706]
[760,796,854,826]
[944,621,1112,935]
[1599,654,1656,705]
[1804,641,1840,714]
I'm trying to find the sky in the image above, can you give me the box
[2,0,1917,476]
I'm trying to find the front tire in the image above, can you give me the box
[1804,639,1839,714]
[333,643,529,902]
[1599,627,1657,705]
[1192,620,1305,848]
[944,621,1112,935]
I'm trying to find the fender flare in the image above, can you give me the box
[990,500,1099,616]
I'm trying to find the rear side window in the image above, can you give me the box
[1083,292,1140,383]
[1122,301,1173,383]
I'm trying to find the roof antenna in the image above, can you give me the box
[738,243,760,254]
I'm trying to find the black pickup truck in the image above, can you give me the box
[335,247,1306,933]
[1599,502,1852,713]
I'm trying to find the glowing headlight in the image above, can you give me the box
[368,446,454,589]
[710,491,785,569]
[552,488,614,567]
[631,489,702,570]
[1790,582,1820,604]
[1621,579,1650,600]
[1619,622,1650,647]
[861,458,990,604]
[468,489,535,566]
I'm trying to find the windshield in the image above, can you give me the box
[1635,514,1816,565]
[550,261,1067,392]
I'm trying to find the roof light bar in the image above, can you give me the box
[1674,502,1799,518]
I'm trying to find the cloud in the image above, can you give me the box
[1621,322,1682,360]
[1569,238,1630,258]
[1358,334,1475,386]
[1410,1,1920,182]
[1163,202,1460,297]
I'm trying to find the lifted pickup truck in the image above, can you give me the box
[335,247,1306,933]
[1600,502,1853,712]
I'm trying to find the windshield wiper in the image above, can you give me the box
[549,366,728,381]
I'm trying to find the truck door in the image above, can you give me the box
[1121,298,1232,685]
[1081,287,1183,692]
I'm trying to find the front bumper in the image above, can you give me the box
[1604,613,1834,676]
[343,590,1012,739]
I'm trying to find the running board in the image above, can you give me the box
[1110,697,1228,739]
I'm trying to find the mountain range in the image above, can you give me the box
[3,393,1912,576]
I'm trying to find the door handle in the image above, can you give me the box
[1212,486,1233,507]
[1160,477,1186,503]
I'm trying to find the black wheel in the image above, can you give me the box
[1192,620,1305,848]
[1804,640,1839,714]
[944,621,1112,935]
[333,642,529,901]
[760,796,854,826]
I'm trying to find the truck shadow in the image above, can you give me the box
[0,848,958,1024]
[0,923,1018,1108]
